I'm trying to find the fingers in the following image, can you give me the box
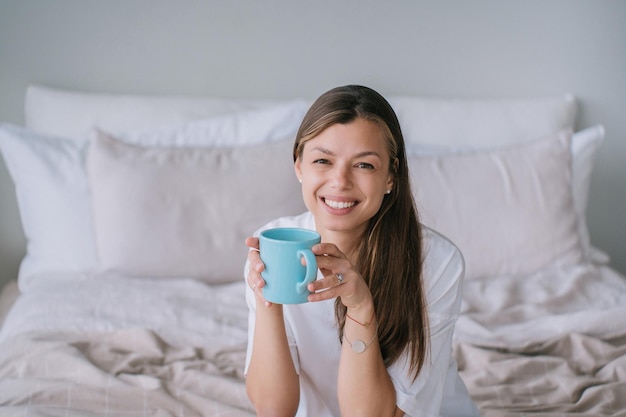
[308,271,344,293]
[306,243,349,294]
[246,237,263,273]
[312,242,344,258]
[245,236,260,251]
[311,243,348,270]
[307,273,355,303]
[246,263,265,292]
[306,243,371,306]
[246,236,274,306]
[247,266,273,308]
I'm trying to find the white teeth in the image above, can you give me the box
[325,199,356,209]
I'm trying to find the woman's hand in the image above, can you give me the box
[306,243,373,310]
[245,236,273,308]
[245,236,299,414]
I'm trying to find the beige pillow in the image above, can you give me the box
[87,131,305,283]
[409,130,584,279]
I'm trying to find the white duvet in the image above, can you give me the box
[0,273,249,348]
[456,262,626,348]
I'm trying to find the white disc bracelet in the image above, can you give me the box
[343,323,378,353]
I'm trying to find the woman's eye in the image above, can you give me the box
[313,159,330,165]
[355,162,375,170]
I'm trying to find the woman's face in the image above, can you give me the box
[295,118,394,240]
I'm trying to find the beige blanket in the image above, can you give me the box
[0,328,255,417]
[452,263,626,417]
[2,264,626,416]
[456,333,626,416]
[5,330,625,417]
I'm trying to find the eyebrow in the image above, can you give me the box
[309,146,382,159]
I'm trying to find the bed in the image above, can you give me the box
[0,85,624,417]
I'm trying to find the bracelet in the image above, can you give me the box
[346,310,375,327]
[343,322,378,353]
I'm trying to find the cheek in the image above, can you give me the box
[301,169,324,189]
[364,177,388,196]
[300,181,318,201]
[366,181,389,208]
[369,194,385,211]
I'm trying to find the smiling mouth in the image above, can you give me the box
[323,198,357,209]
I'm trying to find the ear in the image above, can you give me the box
[294,158,303,183]
[386,158,398,190]
[385,175,394,195]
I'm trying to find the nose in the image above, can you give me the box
[329,164,352,190]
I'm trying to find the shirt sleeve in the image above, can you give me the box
[388,227,466,417]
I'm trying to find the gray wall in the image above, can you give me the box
[1,0,625,288]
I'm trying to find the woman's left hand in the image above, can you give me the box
[306,243,373,310]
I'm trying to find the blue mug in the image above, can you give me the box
[259,228,321,304]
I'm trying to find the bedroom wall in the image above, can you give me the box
[0,0,624,289]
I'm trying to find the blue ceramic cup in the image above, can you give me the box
[259,228,321,304]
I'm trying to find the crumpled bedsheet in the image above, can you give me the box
[0,328,255,417]
[1,262,626,416]
[454,263,626,416]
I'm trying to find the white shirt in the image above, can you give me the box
[245,212,479,417]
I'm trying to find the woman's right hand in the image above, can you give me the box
[245,236,298,414]
[245,236,273,307]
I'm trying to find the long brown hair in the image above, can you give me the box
[293,85,428,380]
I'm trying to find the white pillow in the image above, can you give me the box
[391,94,577,148]
[0,103,307,289]
[107,100,308,148]
[87,131,305,283]
[407,124,605,264]
[26,84,303,140]
[0,124,98,284]
[409,130,584,279]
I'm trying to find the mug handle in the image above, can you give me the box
[296,249,317,294]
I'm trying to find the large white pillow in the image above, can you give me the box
[87,131,305,282]
[107,100,308,148]
[409,130,584,279]
[407,124,605,264]
[26,84,301,140]
[0,124,98,285]
[390,94,577,147]
[0,103,307,290]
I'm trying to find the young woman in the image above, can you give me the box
[244,85,479,417]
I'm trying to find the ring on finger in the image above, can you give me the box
[251,282,257,291]
[336,273,344,285]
